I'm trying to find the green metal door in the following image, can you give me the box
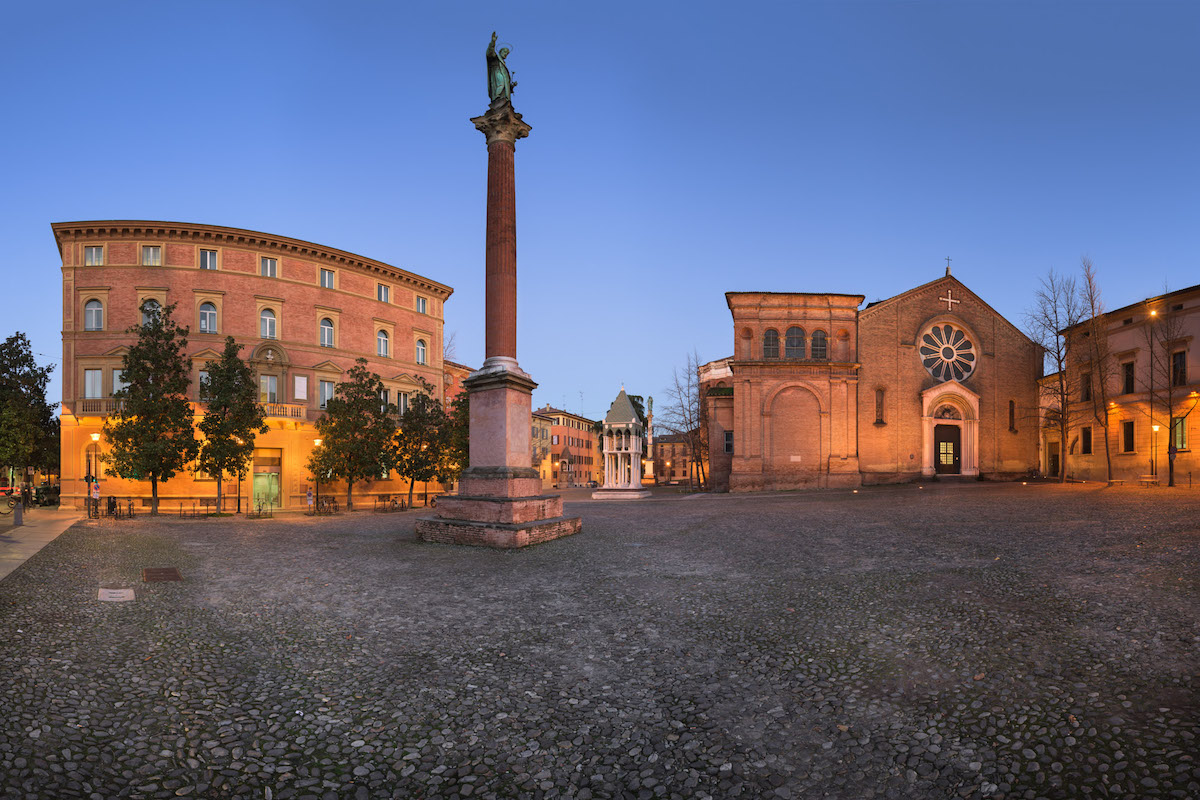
[253,473,280,509]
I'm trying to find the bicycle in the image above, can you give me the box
[0,495,15,516]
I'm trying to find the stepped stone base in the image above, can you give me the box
[416,514,582,549]
[591,488,652,500]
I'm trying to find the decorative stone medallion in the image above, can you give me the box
[920,324,976,382]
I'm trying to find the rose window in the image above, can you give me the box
[920,324,976,382]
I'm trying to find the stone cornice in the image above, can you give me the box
[470,102,532,147]
[51,220,454,299]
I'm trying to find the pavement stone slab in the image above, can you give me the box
[0,482,1197,799]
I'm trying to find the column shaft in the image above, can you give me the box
[485,140,517,360]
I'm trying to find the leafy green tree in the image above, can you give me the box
[308,359,395,511]
[0,333,57,486]
[394,377,449,507]
[102,302,198,515]
[197,337,269,511]
[440,390,469,486]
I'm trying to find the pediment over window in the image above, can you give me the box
[311,359,343,374]
[102,345,131,357]
[190,347,223,362]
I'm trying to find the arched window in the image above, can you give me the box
[260,309,276,339]
[84,300,103,331]
[762,329,780,359]
[415,339,427,365]
[141,299,161,327]
[377,329,389,357]
[875,388,885,424]
[319,318,334,348]
[785,327,806,359]
[811,330,828,360]
[199,302,217,334]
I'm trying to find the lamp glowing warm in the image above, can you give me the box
[1152,424,1160,432]
[90,432,100,442]
[1150,310,1157,316]
[314,438,323,447]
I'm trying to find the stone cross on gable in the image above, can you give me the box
[939,288,961,312]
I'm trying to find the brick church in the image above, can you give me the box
[703,270,1041,491]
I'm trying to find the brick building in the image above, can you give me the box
[532,410,554,488]
[1049,283,1199,484]
[443,360,473,405]
[707,271,1041,491]
[651,432,698,486]
[535,405,599,487]
[58,220,452,510]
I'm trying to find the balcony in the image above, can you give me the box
[259,402,308,420]
[75,398,125,416]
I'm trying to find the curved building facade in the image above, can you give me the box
[56,220,453,510]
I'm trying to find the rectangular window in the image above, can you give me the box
[319,380,335,409]
[552,434,559,445]
[199,249,218,270]
[1081,426,1092,455]
[294,375,308,401]
[112,369,127,395]
[198,370,210,399]
[1081,373,1092,402]
[141,245,162,266]
[416,296,427,314]
[259,375,278,404]
[398,391,409,415]
[84,369,102,399]
[1122,362,1135,395]
[1171,417,1187,451]
[1172,351,1187,387]
[377,284,390,303]
[380,388,390,412]
[1121,420,1135,453]
[724,430,734,454]
[261,257,277,278]
[84,246,104,266]
[320,268,335,289]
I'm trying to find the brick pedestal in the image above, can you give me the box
[415,97,581,549]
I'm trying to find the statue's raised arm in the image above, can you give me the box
[486,31,515,104]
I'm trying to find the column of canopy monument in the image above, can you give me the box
[416,33,581,547]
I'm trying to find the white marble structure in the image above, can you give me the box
[593,389,651,500]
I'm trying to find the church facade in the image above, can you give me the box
[704,273,1042,491]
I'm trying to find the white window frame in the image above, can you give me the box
[319,268,335,289]
[259,374,278,404]
[294,375,308,401]
[415,338,427,365]
[416,296,427,314]
[260,309,277,339]
[319,318,335,348]
[261,257,278,278]
[377,284,390,303]
[112,369,127,395]
[141,245,162,266]
[199,302,218,334]
[377,329,389,357]
[84,299,104,331]
[84,246,104,266]
[84,369,103,399]
[199,249,218,270]
[319,380,335,410]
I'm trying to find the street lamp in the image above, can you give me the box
[1152,424,1160,479]
[86,432,100,513]
[313,438,322,511]
[235,437,245,514]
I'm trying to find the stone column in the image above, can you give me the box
[416,99,581,548]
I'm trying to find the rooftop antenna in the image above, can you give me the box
[945,256,952,277]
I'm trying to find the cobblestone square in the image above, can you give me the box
[2,483,1198,799]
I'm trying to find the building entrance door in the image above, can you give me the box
[1048,442,1060,478]
[252,448,282,509]
[934,424,961,475]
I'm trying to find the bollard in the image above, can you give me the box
[13,499,23,527]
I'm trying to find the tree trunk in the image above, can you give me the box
[346,480,353,513]
[150,476,159,515]
[408,478,415,509]
[216,472,224,512]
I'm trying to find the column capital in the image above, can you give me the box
[471,101,532,147]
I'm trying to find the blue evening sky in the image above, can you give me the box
[3,1,1197,421]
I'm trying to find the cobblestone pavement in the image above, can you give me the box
[1,483,1198,800]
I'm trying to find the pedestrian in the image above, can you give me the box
[306,486,313,513]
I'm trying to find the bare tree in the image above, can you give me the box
[443,331,458,363]
[660,351,708,490]
[1078,257,1115,482]
[1025,269,1084,481]
[1139,295,1187,486]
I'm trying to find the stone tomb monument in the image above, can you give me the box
[416,34,581,548]
[592,389,651,500]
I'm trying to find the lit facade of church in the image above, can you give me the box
[703,273,1042,491]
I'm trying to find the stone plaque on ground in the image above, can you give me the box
[97,587,134,602]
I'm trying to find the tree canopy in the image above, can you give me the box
[394,377,449,507]
[308,359,395,511]
[102,301,198,514]
[197,337,269,510]
[0,332,58,478]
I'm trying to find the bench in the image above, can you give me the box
[1137,475,1159,487]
